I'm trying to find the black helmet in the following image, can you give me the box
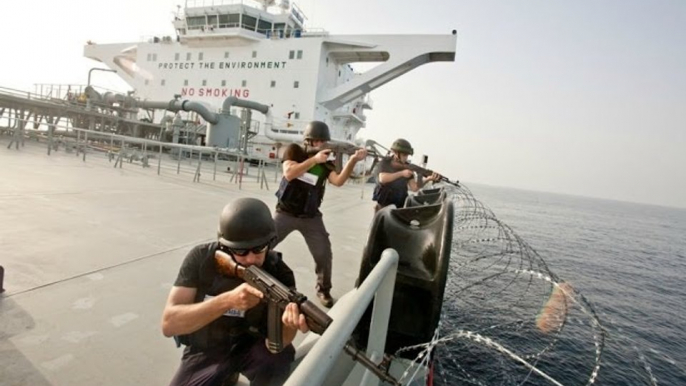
[303,121,331,142]
[218,198,276,249]
[391,138,414,155]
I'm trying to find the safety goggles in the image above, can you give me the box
[227,242,270,257]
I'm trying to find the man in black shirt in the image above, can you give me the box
[162,198,308,386]
[373,138,440,212]
[274,121,367,307]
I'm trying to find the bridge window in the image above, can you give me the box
[184,80,188,86]
[293,81,299,88]
[187,16,205,30]
[207,15,218,27]
[222,80,226,87]
[242,15,257,31]
[174,53,180,61]
[274,23,285,37]
[289,50,295,59]
[294,112,300,119]
[270,81,276,88]
[252,51,257,58]
[199,52,204,61]
[297,50,303,59]
[258,20,272,34]
[152,53,157,61]
[202,80,207,86]
[228,14,240,26]
[186,52,192,61]
[218,14,230,27]
[242,80,247,87]
[224,51,229,58]
[161,79,166,86]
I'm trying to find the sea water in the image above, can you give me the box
[431,184,686,385]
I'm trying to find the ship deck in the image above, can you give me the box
[0,138,376,385]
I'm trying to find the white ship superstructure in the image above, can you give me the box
[84,0,456,157]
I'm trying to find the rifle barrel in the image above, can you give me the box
[389,159,460,186]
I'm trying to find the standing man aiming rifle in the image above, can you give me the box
[372,138,442,212]
[274,120,367,308]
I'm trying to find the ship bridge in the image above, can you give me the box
[174,0,314,44]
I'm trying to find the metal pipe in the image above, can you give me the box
[102,92,137,107]
[182,101,219,124]
[87,68,117,87]
[213,151,218,181]
[221,96,269,115]
[136,100,219,124]
[158,143,163,175]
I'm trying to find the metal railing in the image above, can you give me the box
[0,85,36,100]
[0,84,125,104]
[33,84,85,100]
[286,248,399,386]
[1,116,282,190]
[185,0,254,9]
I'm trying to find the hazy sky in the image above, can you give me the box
[2,0,685,208]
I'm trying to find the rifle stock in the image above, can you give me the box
[215,250,332,352]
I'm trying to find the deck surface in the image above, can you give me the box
[0,137,377,386]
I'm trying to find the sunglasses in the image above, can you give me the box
[227,242,270,257]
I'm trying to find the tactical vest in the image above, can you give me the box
[276,163,330,217]
[176,244,281,350]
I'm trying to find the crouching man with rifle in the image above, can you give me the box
[215,224,402,386]
[373,138,456,212]
[161,198,316,386]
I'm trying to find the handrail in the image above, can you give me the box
[0,86,35,99]
[185,0,251,9]
[3,116,281,167]
[0,85,125,102]
[285,249,399,386]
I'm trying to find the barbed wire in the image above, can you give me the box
[393,183,680,386]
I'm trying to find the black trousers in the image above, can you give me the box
[168,337,295,386]
[273,211,333,292]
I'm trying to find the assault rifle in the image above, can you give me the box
[215,250,400,385]
[305,139,361,157]
[390,158,460,187]
[306,140,380,160]
[215,250,332,352]
[305,139,380,174]
[364,139,459,186]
